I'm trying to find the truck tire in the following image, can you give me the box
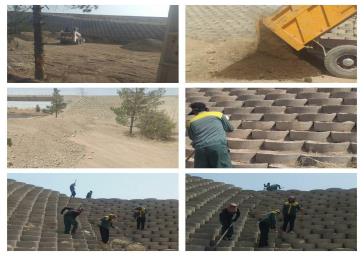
[324,45,357,79]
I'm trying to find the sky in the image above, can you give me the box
[8,5,170,17]
[7,88,178,96]
[192,173,357,191]
[8,173,178,199]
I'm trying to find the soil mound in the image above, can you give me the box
[215,24,322,80]
[121,39,162,52]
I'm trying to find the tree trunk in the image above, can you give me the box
[33,5,45,80]
[129,115,134,135]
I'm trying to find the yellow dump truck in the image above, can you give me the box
[263,5,357,78]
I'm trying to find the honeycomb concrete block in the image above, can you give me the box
[240,121,275,130]
[262,140,304,152]
[313,122,355,132]
[304,142,350,153]
[228,138,264,150]
[273,99,307,106]
[275,121,313,131]
[255,152,299,165]
[251,130,289,140]
[297,113,336,122]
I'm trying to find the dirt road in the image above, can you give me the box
[7,96,178,168]
[8,38,161,83]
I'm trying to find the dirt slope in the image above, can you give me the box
[8,38,161,83]
[7,96,178,168]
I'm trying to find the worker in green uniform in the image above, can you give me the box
[133,207,147,230]
[60,207,83,234]
[99,214,117,244]
[281,196,302,233]
[258,209,280,248]
[187,102,234,168]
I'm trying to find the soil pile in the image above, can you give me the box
[121,39,163,52]
[215,24,323,80]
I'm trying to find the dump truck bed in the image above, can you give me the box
[263,5,357,51]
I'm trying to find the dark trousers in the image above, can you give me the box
[220,224,234,239]
[282,215,296,232]
[258,221,269,247]
[64,215,78,234]
[194,145,232,168]
[137,217,146,230]
[71,191,76,198]
[99,226,110,243]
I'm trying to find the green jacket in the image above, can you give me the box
[260,211,278,229]
[187,111,234,149]
[282,201,301,216]
[99,216,114,230]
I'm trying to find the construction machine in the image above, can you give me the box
[60,27,85,45]
[263,5,357,78]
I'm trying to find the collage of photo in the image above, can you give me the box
[5,3,357,253]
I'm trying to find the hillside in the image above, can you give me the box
[8,11,167,43]
[8,96,178,168]
[7,179,178,251]
[186,175,356,251]
[186,88,357,168]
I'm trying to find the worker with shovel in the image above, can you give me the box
[86,190,93,199]
[281,196,302,233]
[60,207,84,234]
[133,207,147,230]
[219,203,241,241]
[187,102,234,168]
[70,180,76,198]
[99,214,118,245]
[258,209,280,248]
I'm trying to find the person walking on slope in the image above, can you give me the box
[134,207,147,230]
[281,196,302,233]
[99,214,117,244]
[70,181,76,198]
[258,209,280,248]
[86,190,93,199]
[60,207,83,234]
[219,203,241,240]
[187,102,234,168]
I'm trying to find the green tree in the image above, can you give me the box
[111,88,166,135]
[45,88,66,118]
[137,110,176,140]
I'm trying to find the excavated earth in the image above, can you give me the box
[186,5,356,83]
[7,35,161,83]
[7,179,178,251]
[8,96,178,168]
[186,88,357,168]
[186,175,357,251]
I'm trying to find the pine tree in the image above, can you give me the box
[111,88,166,135]
[45,88,66,118]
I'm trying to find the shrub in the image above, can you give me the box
[137,110,175,140]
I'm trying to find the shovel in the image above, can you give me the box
[205,223,233,251]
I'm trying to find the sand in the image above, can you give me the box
[8,36,161,83]
[7,96,178,168]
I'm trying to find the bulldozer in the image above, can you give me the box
[60,27,85,45]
